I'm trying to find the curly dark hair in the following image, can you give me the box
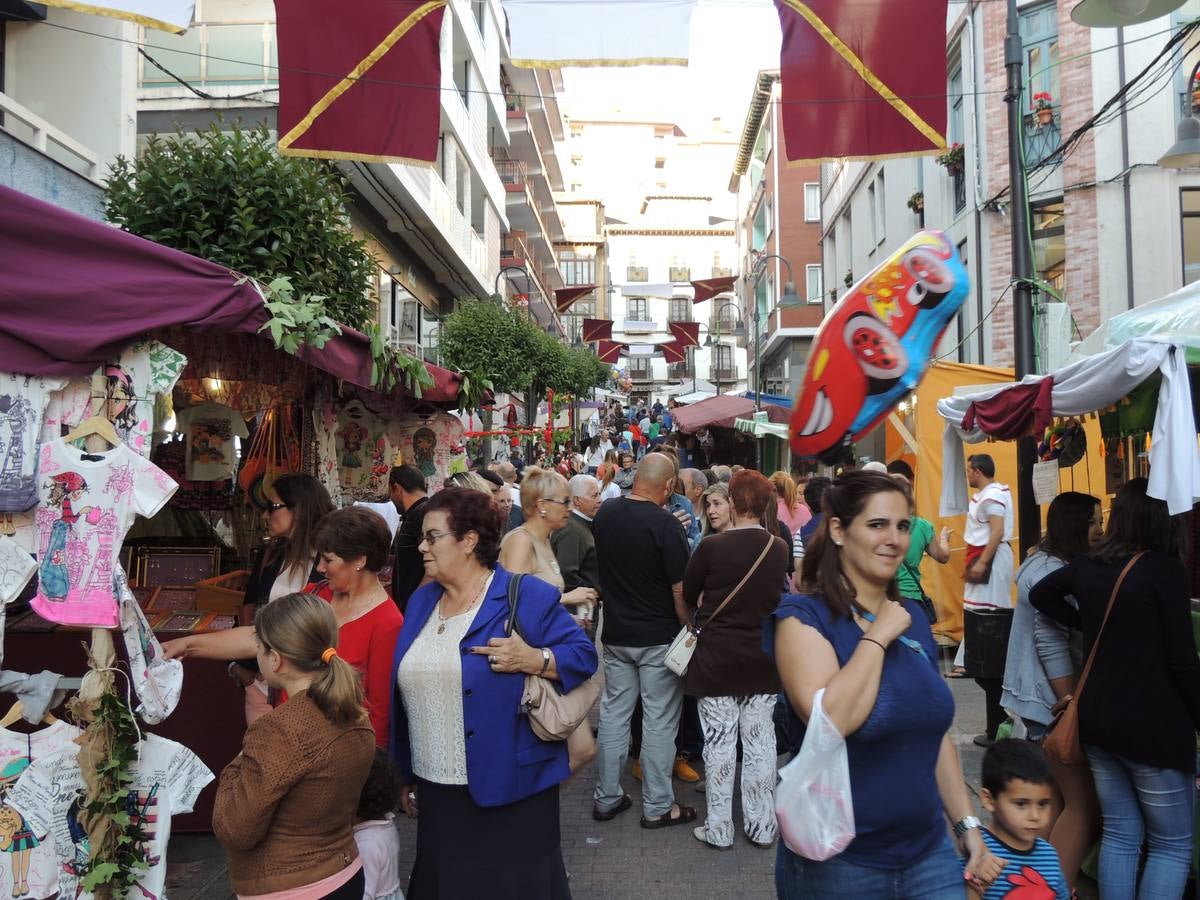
[425,487,504,566]
[313,506,391,572]
[356,748,400,821]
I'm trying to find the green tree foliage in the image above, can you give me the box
[104,122,378,329]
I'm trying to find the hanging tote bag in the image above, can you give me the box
[664,534,775,677]
[1042,552,1143,767]
[506,574,602,741]
[238,406,301,510]
[774,688,855,861]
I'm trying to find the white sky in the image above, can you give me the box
[560,0,782,136]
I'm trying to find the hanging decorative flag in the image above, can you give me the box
[690,276,737,303]
[555,285,596,314]
[668,321,700,348]
[582,318,613,343]
[276,0,446,163]
[596,340,623,363]
[659,341,688,364]
[503,0,696,68]
[38,0,194,32]
[775,0,948,164]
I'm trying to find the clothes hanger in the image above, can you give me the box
[0,701,57,729]
[63,415,122,449]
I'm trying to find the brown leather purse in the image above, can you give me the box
[1042,552,1144,766]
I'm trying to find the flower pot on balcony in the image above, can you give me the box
[1036,107,1053,126]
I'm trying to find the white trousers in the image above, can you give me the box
[697,694,778,847]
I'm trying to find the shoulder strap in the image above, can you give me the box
[697,534,776,634]
[505,573,527,641]
[1072,552,1144,702]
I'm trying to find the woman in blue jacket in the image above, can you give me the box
[390,487,598,899]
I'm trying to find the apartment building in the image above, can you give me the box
[555,195,610,345]
[1,4,137,218]
[728,71,824,471]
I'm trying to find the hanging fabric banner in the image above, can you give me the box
[775,0,948,164]
[555,284,596,314]
[659,341,688,364]
[668,321,700,348]
[690,276,737,303]
[503,0,697,68]
[39,0,194,32]
[596,340,623,363]
[276,0,447,163]
[582,318,614,343]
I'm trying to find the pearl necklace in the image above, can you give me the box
[436,571,492,635]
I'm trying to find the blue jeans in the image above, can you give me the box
[1085,744,1195,900]
[775,834,965,899]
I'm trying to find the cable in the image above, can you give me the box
[936,280,1015,363]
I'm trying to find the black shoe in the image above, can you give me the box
[592,794,632,822]
[972,734,995,748]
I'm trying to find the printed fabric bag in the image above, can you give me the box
[774,687,855,861]
[237,406,300,510]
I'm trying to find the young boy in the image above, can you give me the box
[969,739,1070,899]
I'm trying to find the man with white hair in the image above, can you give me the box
[552,474,602,633]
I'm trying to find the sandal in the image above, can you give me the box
[640,804,697,829]
[945,666,969,679]
[592,794,632,822]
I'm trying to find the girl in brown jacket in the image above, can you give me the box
[213,592,375,899]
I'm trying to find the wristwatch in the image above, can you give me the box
[539,647,551,676]
[953,815,982,838]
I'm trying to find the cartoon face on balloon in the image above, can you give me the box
[790,231,968,461]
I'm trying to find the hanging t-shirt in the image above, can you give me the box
[0,721,83,900]
[173,402,250,482]
[39,379,94,446]
[6,733,213,900]
[31,440,177,628]
[104,340,188,460]
[335,400,391,499]
[0,375,66,513]
[0,536,35,606]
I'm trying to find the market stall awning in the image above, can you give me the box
[671,393,790,433]
[0,184,460,402]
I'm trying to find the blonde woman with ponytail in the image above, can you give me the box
[214,593,375,900]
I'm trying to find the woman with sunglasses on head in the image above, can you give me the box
[390,487,597,899]
[768,472,1000,898]
[163,473,333,724]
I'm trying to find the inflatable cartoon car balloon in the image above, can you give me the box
[790,231,969,461]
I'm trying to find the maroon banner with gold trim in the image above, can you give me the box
[690,276,737,303]
[596,340,623,363]
[659,341,687,364]
[775,0,947,164]
[668,321,700,348]
[277,0,446,163]
[555,284,597,314]
[582,318,613,343]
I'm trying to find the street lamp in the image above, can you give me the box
[746,253,800,470]
[495,264,533,316]
[705,300,745,396]
[1159,60,1200,168]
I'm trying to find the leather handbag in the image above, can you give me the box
[506,574,602,742]
[664,533,776,678]
[1042,552,1144,766]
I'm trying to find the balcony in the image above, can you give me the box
[0,90,101,183]
[496,158,529,188]
[667,361,689,380]
[139,22,278,90]
[501,230,533,264]
[710,314,739,335]
[629,364,654,382]
[622,320,657,334]
[1024,109,1062,170]
[669,266,691,283]
[709,366,737,384]
[627,266,649,282]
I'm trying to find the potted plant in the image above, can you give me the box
[907,191,924,214]
[935,142,965,177]
[1033,91,1054,126]
[843,270,854,288]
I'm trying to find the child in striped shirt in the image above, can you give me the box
[970,739,1070,899]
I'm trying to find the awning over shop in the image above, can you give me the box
[671,393,790,433]
[735,390,793,410]
[0,184,459,403]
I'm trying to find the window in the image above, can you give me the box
[1031,199,1066,293]
[655,158,666,169]
[948,59,964,146]
[558,250,596,286]
[868,181,878,247]
[628,357,652,380]
[626,297,649,321]
[1182,188,1200,284]
[668,297,692,322]
[804,183,820,222]
[712,304,738,332]
[806,264,823,303]
[752,202,768,251]
[710,345,734,381]
[875,172,886,244]
[1020,3,1059,112]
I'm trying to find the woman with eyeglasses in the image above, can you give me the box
[163,473,333,724]
[390,488,597,899]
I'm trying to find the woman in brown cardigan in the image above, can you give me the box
[213,592,375,899]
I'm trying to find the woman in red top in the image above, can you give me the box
[164,506,402,747]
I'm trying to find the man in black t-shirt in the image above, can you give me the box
[387,464,428,614]
[591,454,695,829]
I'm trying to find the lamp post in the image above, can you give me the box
[705,301,746,398]
[746,254,803,470]
[1159,59,1200,168]
[495,264,533,318]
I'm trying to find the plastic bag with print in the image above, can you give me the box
[774,688,855,861]
[116,566,182,724]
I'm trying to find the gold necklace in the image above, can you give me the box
[436,571,491,635]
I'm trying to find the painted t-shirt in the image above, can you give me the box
[174,402,249,482]
[0,376,66,513]
[978,829,1069,899]
[31,440,177,627]
[0,721,83,900]
[335,400,391,499]
[6,733,213,900]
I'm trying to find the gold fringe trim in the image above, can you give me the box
[279,146,437,166]
[39,0,187,33]
[780,0,946,153]
[509,55,688,69]
[278,0,446,156]
[785,147,946,167]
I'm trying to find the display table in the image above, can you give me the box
[3,628,245,832]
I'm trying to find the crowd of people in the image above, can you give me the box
[160,395,1200,900]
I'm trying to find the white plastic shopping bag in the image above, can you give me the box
[774,687,855,860]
